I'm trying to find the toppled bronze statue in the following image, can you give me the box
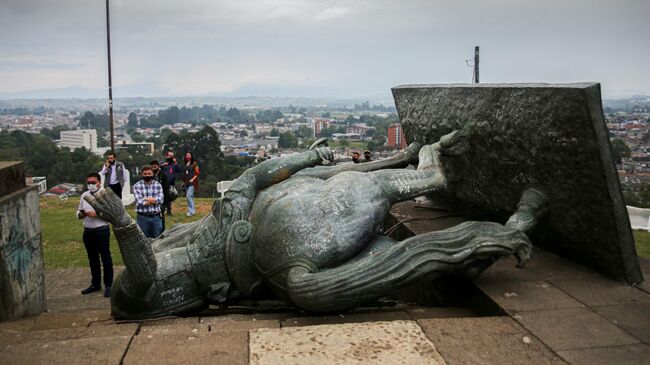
[85,131,546,319]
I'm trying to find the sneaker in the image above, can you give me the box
[104,286,111,298]
[186,212,194,217]
[81,286,101,295]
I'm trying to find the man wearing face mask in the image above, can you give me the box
[150,160,170,232]
[99,152,127,199]
[77,172,113,297]
[133,165,164,238]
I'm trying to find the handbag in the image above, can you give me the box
[168,186,179,202]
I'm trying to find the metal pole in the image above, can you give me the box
[106,0,115,152]
[473,46,480,84]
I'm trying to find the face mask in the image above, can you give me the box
[143,176,153,182]
[87,184,99,193]
[109,160,115,165]
[166,157,173,162]
[185,156,191,161]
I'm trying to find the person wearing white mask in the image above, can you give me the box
[77,172,113,297]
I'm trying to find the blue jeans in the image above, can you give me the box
[186,185,195,215]
[137,214,163,238]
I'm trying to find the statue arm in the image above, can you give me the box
[228,148,333,198]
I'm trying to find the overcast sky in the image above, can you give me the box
[0,0,648,99]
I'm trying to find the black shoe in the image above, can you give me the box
[104,286,111,297]
[81,286,101,295]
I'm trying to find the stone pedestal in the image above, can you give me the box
[0,161,46,321]
[392,83,643,285]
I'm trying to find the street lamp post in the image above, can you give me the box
[105,0,115,152]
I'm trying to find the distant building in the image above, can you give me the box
[311,118,330,137]
[115,141,155,155]
[387,123,408,150]
[26,176,47,194]
[59,129,97,151]
[332,133,363,140]
[42,183,84,198]
[347,124,373,136]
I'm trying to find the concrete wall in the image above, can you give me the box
[0,168,46,320]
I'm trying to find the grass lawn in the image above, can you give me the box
[40,196,213,269]
[633,230,650,258]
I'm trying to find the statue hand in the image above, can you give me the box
[437,130,469,156]
[313,147,334,164]
[84,189,131,227]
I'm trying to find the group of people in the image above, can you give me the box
[77,150,200,297]
[351,150,372,164]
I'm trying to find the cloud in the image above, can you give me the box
[1,0,649,97]
[313,6,350,22]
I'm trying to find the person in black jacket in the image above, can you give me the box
[161,151,181,215]
[151,160,170,232]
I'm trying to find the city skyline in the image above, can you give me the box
[1,0,649,100]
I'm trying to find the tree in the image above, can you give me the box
[164,125,224,181]
[127,112,138,128]
[296,125,314,138]
[40,125,72,140]
[270,128,280,137]
[278,131,298,148]
[610,138,631,164]
[78,111,109,130]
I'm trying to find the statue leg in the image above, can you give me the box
[368,130,468,204]
[286,221,531,312]
[296,141,423,179]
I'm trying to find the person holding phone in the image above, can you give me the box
[77,172,113,297]
[99,152,126,199]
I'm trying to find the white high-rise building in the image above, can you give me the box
[59,129,98,152]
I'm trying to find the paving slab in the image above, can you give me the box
[417,317,565,365]
[0,323,138,347]
[520,249,603,282]
[593,303,650,343]
[514,307,640,350]
[475,256,543,284]
[250,320,446,365]
[476,280,584,312]
[0,335,132,365]
[199,312,296,322]
[200,316,280,332]
[0,315,39,331]
[550,275,650,306]
[31,310,112,331]
[406,306,477,320]
[557,344,650,365]
[281,310,411,327]
[140,316,200,327]
[137,322,209,336]
[46,293,112,313]
[123,329,248,365]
